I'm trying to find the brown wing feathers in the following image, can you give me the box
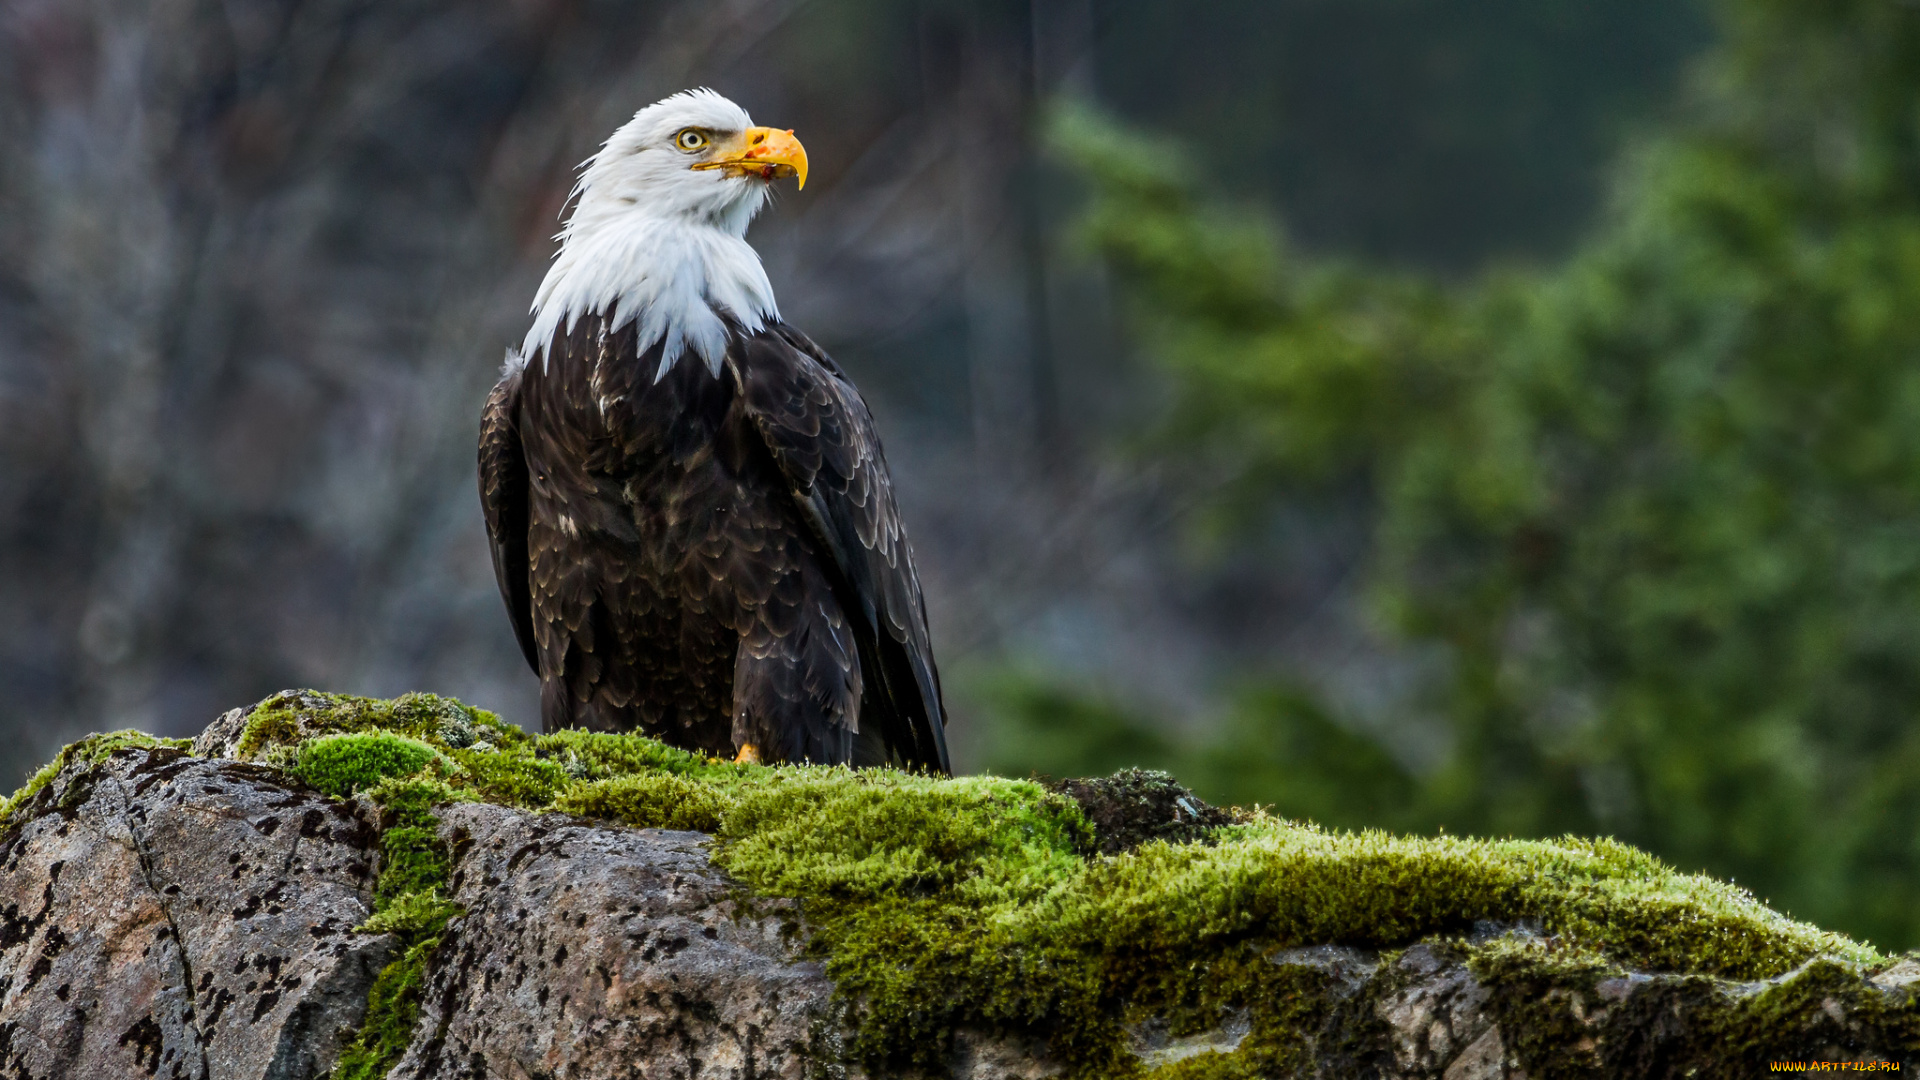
[480,315,949,773]
[732,326,951,773]
[478,368,538,674]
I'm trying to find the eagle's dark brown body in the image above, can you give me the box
[478,314,949,771]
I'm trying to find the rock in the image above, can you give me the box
[2,711,1917,1079]
[1874,959,1920,992]
[1375,944,1500,1076]
[0,746,393,1080]
[191,707,253,761]
[389,801,836,1079]
[1048,768,1237,856]
[1128,1009,1253,1067]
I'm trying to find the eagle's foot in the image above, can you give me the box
[734,743,762,764]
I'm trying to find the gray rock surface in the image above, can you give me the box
[0,735,1910,1079]
[0,747,394,1080]
[191,707,253,760]
[391,802,836,1080]
[1376,944,1502,1077]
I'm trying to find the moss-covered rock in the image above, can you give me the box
[218,688,523,762]
[3,689,1914,1078]
[0,729,191,829]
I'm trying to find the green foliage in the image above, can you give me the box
[1189,688,1419,830]
[1046,1,1920,951]
[1085,0,1709,269]
[969,668,1182,781]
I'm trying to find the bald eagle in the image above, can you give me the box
[479,89,950,772]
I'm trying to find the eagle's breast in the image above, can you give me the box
[512,312,826,750]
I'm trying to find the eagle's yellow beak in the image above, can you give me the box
[694,126,809,190]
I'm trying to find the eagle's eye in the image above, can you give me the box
[674,129,709,152]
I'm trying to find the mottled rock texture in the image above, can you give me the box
[1,730,1916,1079]
[0,746,394,1080]
[390,802,834,1079]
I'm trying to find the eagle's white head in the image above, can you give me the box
[519,89,810,378]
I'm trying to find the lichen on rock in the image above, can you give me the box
[0,688,1915,1079]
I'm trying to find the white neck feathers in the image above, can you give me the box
[518,212,778,380]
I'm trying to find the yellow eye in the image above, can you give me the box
[675,129,708,152]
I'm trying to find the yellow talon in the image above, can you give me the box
[734,743,761,764]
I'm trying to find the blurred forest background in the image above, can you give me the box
[8,0,1920,951]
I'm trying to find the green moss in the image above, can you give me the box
[42,691,1894,1078]
[372,826,447,908]
[1140,1053,1264,1080]
[330,936,444,1080]
[553,773,734,831]
[446,746,567,808]
[1106,950,1348,1079]
[717,770,1090,903]
[1461,936,1620,1074]
[1082,826,1861,980]
[291,734,443,799]
[710,787,1870,1072]
[322,774,467,1079]
[1716,958,1920,1065]
[362,775,469,820]
[534,727,754,781]
[0,731,191,830]
[356,890,463,937]
[358,777,463,907]
[305,766,469,1079]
